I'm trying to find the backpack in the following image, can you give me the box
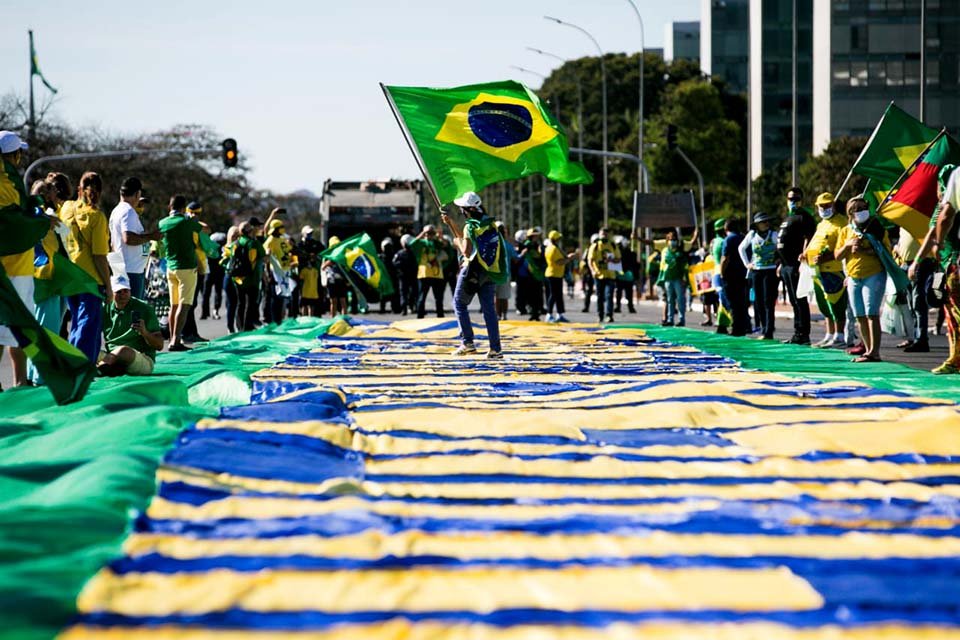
[228,242,254,281]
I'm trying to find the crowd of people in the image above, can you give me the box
[2,125,959,387]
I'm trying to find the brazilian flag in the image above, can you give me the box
[320,233,394,301]
[383,81,592,204]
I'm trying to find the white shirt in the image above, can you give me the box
[109,201,148,274]
[943,170,960,210]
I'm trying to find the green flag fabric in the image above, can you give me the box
[384,81,592,204]
[0,267,95,404]
[29,31,57,94]
[320,232,394,300]
[851,103,938,187]
[33,252,102,304]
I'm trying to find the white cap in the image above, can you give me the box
[0,131,28,154]
[453,191,482,208]
[301,225,315,236]
[111,274,131,292]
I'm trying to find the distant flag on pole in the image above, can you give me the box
[382,81,591,205]
[29,30,57,94]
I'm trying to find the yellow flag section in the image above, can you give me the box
[62,319,960,639]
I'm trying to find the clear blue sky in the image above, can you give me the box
[1,0,699,194]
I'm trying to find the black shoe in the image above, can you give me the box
[676,321,685,327]
[169,343,191,352]
[904,340,930,353]
[782,335,810,345]
[581,307,590,313]
[614,306,622,313]
[606,315,615,323]
[200,314,209,320]
[183,335,209,343]
[716,326,729,335]
[628,306,636,313]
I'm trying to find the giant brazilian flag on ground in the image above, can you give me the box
[383,81,592,204]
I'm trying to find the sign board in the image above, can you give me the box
[688,258,717,297]
[633,192,698,228]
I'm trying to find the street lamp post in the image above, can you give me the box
[623,1,645,198]
[528,46,582,243]
[545,16,608,226]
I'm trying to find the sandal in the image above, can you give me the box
[853,355,881,363]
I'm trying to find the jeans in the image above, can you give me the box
[546,277,565,315]
[236,284,260,332]
[595,278,615,319]
[910,258,935,342]
[751,268,778,338]
[67,290,103,363]
[780,264,810,338]
[664,279,686,325]
[417,277,446,318]
[454,266,501,353]
[615,280,635,312]
[224,276,238,332]
[847,270,886,318]
[128,272,146,300]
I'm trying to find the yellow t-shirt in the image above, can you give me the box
[544,244,566,278]
[836,224,886,280]
[264,235,294,270]
[60,200,110,284]
[300,266,319,299]
[805,216,845,274]
[0,171,33,277]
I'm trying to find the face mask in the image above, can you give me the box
[819,207,833,219]
[669,240,679,249]
[853,210,870,225]
[788,200,798,211]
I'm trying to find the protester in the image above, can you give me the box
[739,212,779,340]
[834,197,892,362]
[321,236,347,317]
[926,165,960,374]
[776,186,817,344]
[544,230,574,323]
[230,220,265,331]
[379,237,398,314]
[657,230,689,327]
[264,217,294,324]
[440,234,459,300]
[513,229,528,314]
[615,237,638,315]
[410,224,447,318]
[201,232,226,321]
[720,218,750,336]
[220,226,240,332]
[159,195,207,351]
[60,171,113,361]
[805,193,849,348]
[441,192,504,358]
[0,131,57,388]
[180,201,210,343]
[97,274,164,376]
[587,227,621,323]
[518,228,546,321]
[108,177,159,298]
[495,222,515,320]
[709,218,731,334]
[393,234,418,316]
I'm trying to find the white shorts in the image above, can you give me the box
[0,276,35,347]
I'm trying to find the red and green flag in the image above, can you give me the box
[878,131,960,240]
[382,81,591,205]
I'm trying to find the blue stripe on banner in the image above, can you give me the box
[75,606,960,631]
[134,509,960,539]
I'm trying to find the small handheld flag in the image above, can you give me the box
[29,30,57,94]
[319,233,395,301]
[382,81,592,206]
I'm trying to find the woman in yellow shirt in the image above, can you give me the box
[834,197,891,363]
[544,230,574,322]
[804,192,848,348]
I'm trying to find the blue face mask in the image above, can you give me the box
[788,200,798,211]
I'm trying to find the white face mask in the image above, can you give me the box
[853,210,870,225]
[819,207,833,219]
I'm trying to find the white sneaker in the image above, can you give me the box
[547,314,558,323]
[452,344,478,356]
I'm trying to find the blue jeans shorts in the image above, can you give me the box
[847,271,885,318]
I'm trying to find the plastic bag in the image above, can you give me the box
[880,276,914,337]
[796,262,814,299]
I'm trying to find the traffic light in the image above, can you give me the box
[666,124,678,151]
[222,138,238,168]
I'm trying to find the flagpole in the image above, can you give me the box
[876,128,945,213]
[379,83,445,215]
[28,30,35,144]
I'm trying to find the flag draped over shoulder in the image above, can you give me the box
[878,132,960,239]
[383,81,592,205]
[464,216,509,285]
[320,233,394,300]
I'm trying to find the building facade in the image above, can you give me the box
[813,0,960,155]
[749,0,814,179]
[665,21,702,63]
[701,0,750,94]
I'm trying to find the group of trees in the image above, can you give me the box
[0,93,319,235]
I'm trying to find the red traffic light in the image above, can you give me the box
[222,138,238,168]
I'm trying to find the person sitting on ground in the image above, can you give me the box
[98,274,164,376]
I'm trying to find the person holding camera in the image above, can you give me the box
[98,274,164,376]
